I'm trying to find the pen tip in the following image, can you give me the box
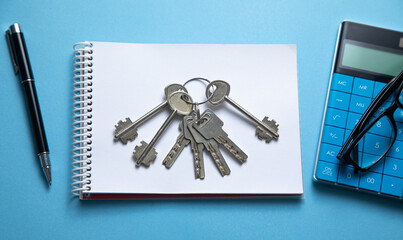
[39,153,51,186]
[44,167,52,186]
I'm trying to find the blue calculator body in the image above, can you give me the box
[314,21,403,200]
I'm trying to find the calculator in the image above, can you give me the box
[314,21,403,200]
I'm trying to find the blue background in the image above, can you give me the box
[1,0,402,239]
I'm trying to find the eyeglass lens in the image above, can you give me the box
[350,115,395,169]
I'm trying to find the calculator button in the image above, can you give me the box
[359,171,382,192]
[384,157,403,178]
[316,161,339,182]
[368,116,393,137]
[386,140,403,158]
[349,95,372,114]
[328,90,350,111]
[386,95,394,103]
[396,122,403,141]
[319,143,341,164]
[394,109,403,123]
[374,101,392,118]
[373,82,387,98]
[322,125,345,146]
[363,133,392,155]
[346,112,362,130]
[381,175,403,197]
[337,165,360,187]
[325,108,347,128]
[362,153,384,174]
[331,73,353,93]
[352,77,374,98]
[373,83,394,102]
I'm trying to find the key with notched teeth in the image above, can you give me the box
[162,118,190,169]
[194,109,248,163]
[187,115,230,177]
[184,113,206,179]
[134,91,193,167]
[205,80,279,143]
[114,84,187,144]
[163,112,206,179]
[162,111,206,178]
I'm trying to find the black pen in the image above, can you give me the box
[6,23,51,186]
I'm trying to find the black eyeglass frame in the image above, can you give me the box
[337,70,403,172]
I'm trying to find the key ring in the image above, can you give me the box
[182,77,216,123]
[181,77,215,106]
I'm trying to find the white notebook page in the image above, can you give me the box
[85,42,303,195]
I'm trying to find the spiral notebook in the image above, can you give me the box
[72,41,303,200]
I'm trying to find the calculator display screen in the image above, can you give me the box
[341,42,403,77]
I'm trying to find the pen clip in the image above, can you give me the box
[5,30,19,74]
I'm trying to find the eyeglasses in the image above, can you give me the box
[337,70,403,172]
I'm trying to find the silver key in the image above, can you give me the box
[162,119,190,168]
[162,111,199,169]
[256,117,279,143]
[183,113,205,179]
[114,84,187,144]
[206,80,279,142]
[133,141,157,167]
[187,116,230,177]
[134,91,193,167]
[194,109,248,163]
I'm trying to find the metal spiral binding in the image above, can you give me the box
[72,42,93,196]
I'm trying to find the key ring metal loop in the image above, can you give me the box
[181,77,215,106]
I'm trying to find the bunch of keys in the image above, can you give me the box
[114,78,279,179]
